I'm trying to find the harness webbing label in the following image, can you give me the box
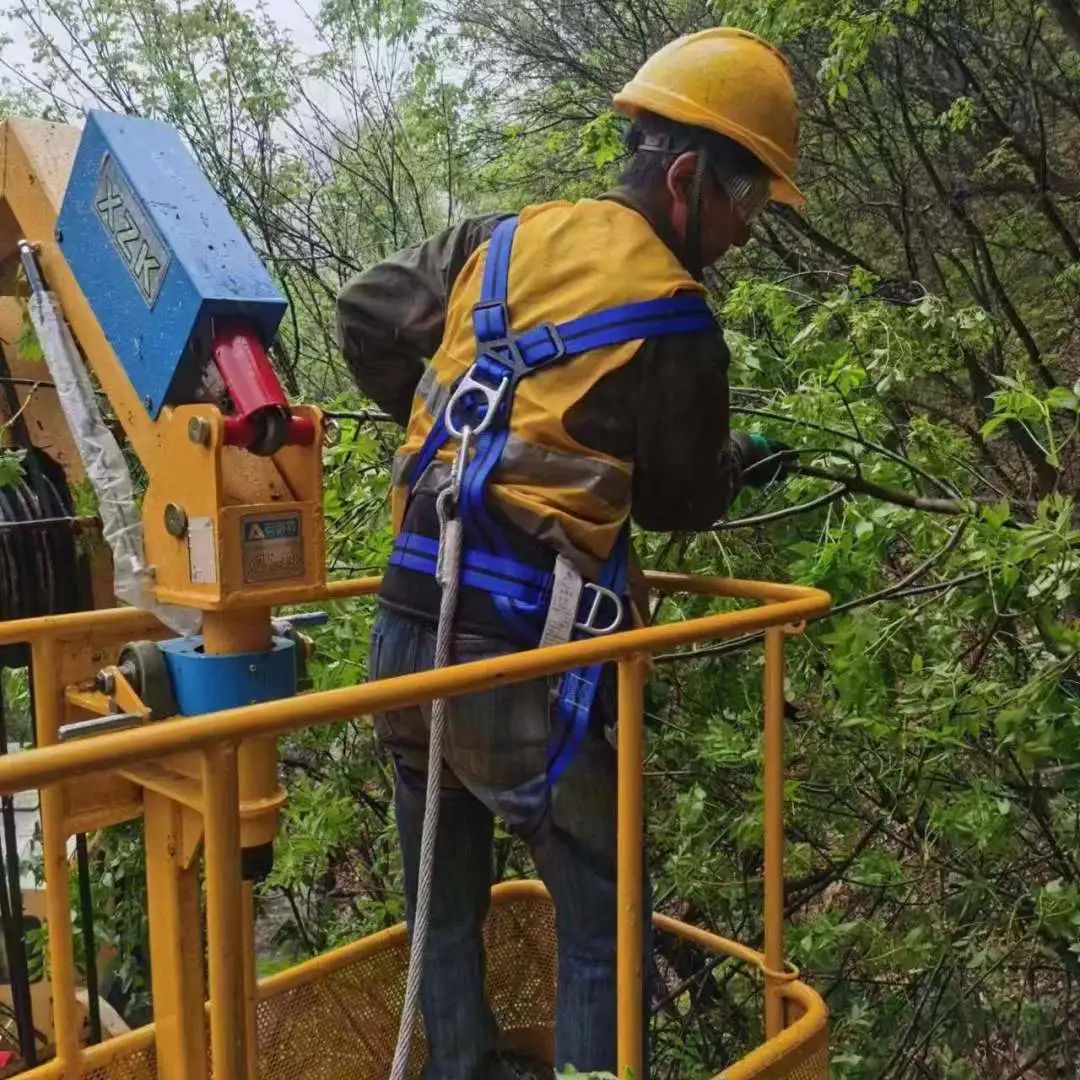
[539,555,584,647]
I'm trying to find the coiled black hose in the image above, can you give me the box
[0,464,86,628]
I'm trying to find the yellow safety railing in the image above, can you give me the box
[0,571,830,1079]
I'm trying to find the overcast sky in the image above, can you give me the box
[2,0,327,106]
[259,0,324,51]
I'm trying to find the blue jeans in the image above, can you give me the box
[370,606,648,1079]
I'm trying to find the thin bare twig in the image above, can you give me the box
[712,484,848,530]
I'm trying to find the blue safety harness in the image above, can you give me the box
[390,215,717,781]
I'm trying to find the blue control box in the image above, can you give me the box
[56,110,286,418]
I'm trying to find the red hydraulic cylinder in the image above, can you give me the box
[211,322,314,454]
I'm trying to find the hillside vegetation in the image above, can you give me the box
[5,0,1080,1074]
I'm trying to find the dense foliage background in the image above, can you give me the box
[4,0,1080,1075]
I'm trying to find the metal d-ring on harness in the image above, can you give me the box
[388,216,718,1077]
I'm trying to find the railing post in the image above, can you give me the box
[242,880,259,1080]
[202,609,272,1080]
[203,742,245,1080]
[34,638,81,1075]
[144,791,209,1080]
[616,654,647,1078]
[763,627,787,1038]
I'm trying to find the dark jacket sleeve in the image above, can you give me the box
[563,329,745,532]
[631,330,745,530]
[335,214,510,424]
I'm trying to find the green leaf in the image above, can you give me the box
[1046,387,1079,411]
[980,500,1011,528]
[0,449,26,487]
[16,309,43,363]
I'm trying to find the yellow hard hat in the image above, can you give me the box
[613,27,805,209]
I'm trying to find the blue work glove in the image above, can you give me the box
[735,433,793,488]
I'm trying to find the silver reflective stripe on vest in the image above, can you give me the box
[499,434,630,509]
[414,365,438,408]
[415,364,452,420]
[391,449,419,488]
[392,450,460,492]
[394,434,630,510]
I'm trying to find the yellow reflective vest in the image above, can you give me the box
[391,198,704,575]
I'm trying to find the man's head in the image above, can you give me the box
[619,114,772,268]
[613,28,803,275]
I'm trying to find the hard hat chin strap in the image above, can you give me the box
[631,132,709,277]
[635,131,768,277]
[684,146,709,280]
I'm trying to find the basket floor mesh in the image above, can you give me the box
[80,890,826,1080]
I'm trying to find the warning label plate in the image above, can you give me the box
[241,513,304,584]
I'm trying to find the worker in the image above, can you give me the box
[336,27,802,1080]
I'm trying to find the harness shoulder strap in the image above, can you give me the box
[399,216,693,784]
[407,215,717,493]
[472,216,717,371]
[403,217,519,495]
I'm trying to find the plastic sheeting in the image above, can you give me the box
[27,290,201,636]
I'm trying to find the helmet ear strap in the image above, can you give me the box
[636,131,695,156]
[632,128,712,275]
[684,147,709,280]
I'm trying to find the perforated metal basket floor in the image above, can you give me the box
[252,884,557,1080]
[74,882,825,1080]
[79,885,556,1080]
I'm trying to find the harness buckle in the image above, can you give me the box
[472,299,511,343]
[445,366,508,437]
[575,583,624,636]
[528,322,566,367]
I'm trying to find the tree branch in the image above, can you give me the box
[795,464,976,516]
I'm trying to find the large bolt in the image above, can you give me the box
[94,670,116,695]
[188,416,211,445]
[164,503,188,538]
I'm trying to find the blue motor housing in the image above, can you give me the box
[159,635,296,716]
[56,110,286,418]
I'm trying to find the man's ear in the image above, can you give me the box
[665,151,700,210]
